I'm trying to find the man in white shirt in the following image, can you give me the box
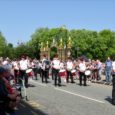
[19,56,28,88]
[41,54,50,83]
[12,59,19,83]
[52,54,61,86]
[78,58,87,86]
[66,57,75,83]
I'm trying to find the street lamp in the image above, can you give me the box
[46,41,50,59]
[67,36,72,58]
[60,26,68,61]
[40,42,45,59]
[58,38,63,60]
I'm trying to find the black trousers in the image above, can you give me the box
[112,74,115,104]
[54,69,61,86]
[52,68,55,80]
[0,104,6,115]
[14,69,19,83]
[42,69,49,83]
[66,70,74,83]
[79,72,87,86]
[19,70,28,87]
[33,68,38,80]
[38,68,42,78]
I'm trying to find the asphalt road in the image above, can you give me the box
[17,77,115,115]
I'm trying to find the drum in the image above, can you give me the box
[71,69,76,76]
[85,70,91,76]
[59,69,66,78]
[26,69,33,77]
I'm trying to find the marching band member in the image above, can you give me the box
[51,60,55,80]
[33,58,39,80]
[52,54,61,86]
[78,57,87,86]
[12,59,20,84]
[41,54,50,83]
[59,60,66,80]
[19,56,29,88]
[66,57,75,83]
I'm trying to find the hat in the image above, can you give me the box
[54,54,58,58]
[21,55,25,59]
[43,54,47,57]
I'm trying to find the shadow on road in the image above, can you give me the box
[17,100,48,115]
[105,96,112,104]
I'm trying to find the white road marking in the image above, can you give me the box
[55,88,105,104]
[30,80,105,104]
[30,80,47,87]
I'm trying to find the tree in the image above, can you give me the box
[0,32,7,57]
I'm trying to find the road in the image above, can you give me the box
[17,77,115,115]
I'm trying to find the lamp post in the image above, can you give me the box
[61,26,68,61]
[46,41,50,59]
[40,42,44,59]
[58,38,63,60]
[67,36,72,58]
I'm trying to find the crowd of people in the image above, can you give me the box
[0,55,115,114]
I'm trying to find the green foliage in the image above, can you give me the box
[50,46,57,60]
[29,28,115,61]
[0,28,115,61]
[0,32,7,57]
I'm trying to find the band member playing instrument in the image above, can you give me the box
[66,57,75,83]
[78,57,87,86]
[52,54,61,86]
[41,54,50,83]
[12,59,20,84]
[19,56,29,88]
[33,58,39,80]
[51,60,55,80]
[59,60,66,79]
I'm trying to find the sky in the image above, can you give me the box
[0,0,115,46]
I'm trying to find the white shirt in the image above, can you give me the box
[53,59,60,69]
[67,61,73,70]
[13,61,19,70]
[41,58,47,70]
[79,62,86,72]
[112,61,115,70]
[19,59,28,70]
[60,62,64,69]
[2,60,8,65]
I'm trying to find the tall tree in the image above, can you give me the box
[0,32,7,57]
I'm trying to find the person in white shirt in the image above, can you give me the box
[112,61,115,73]
[12,59,20,83]
[19,56,29,88]
[52,54,61,86]
[41,54,50,83]
[78,58,87,86]
[66,57,75,83]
